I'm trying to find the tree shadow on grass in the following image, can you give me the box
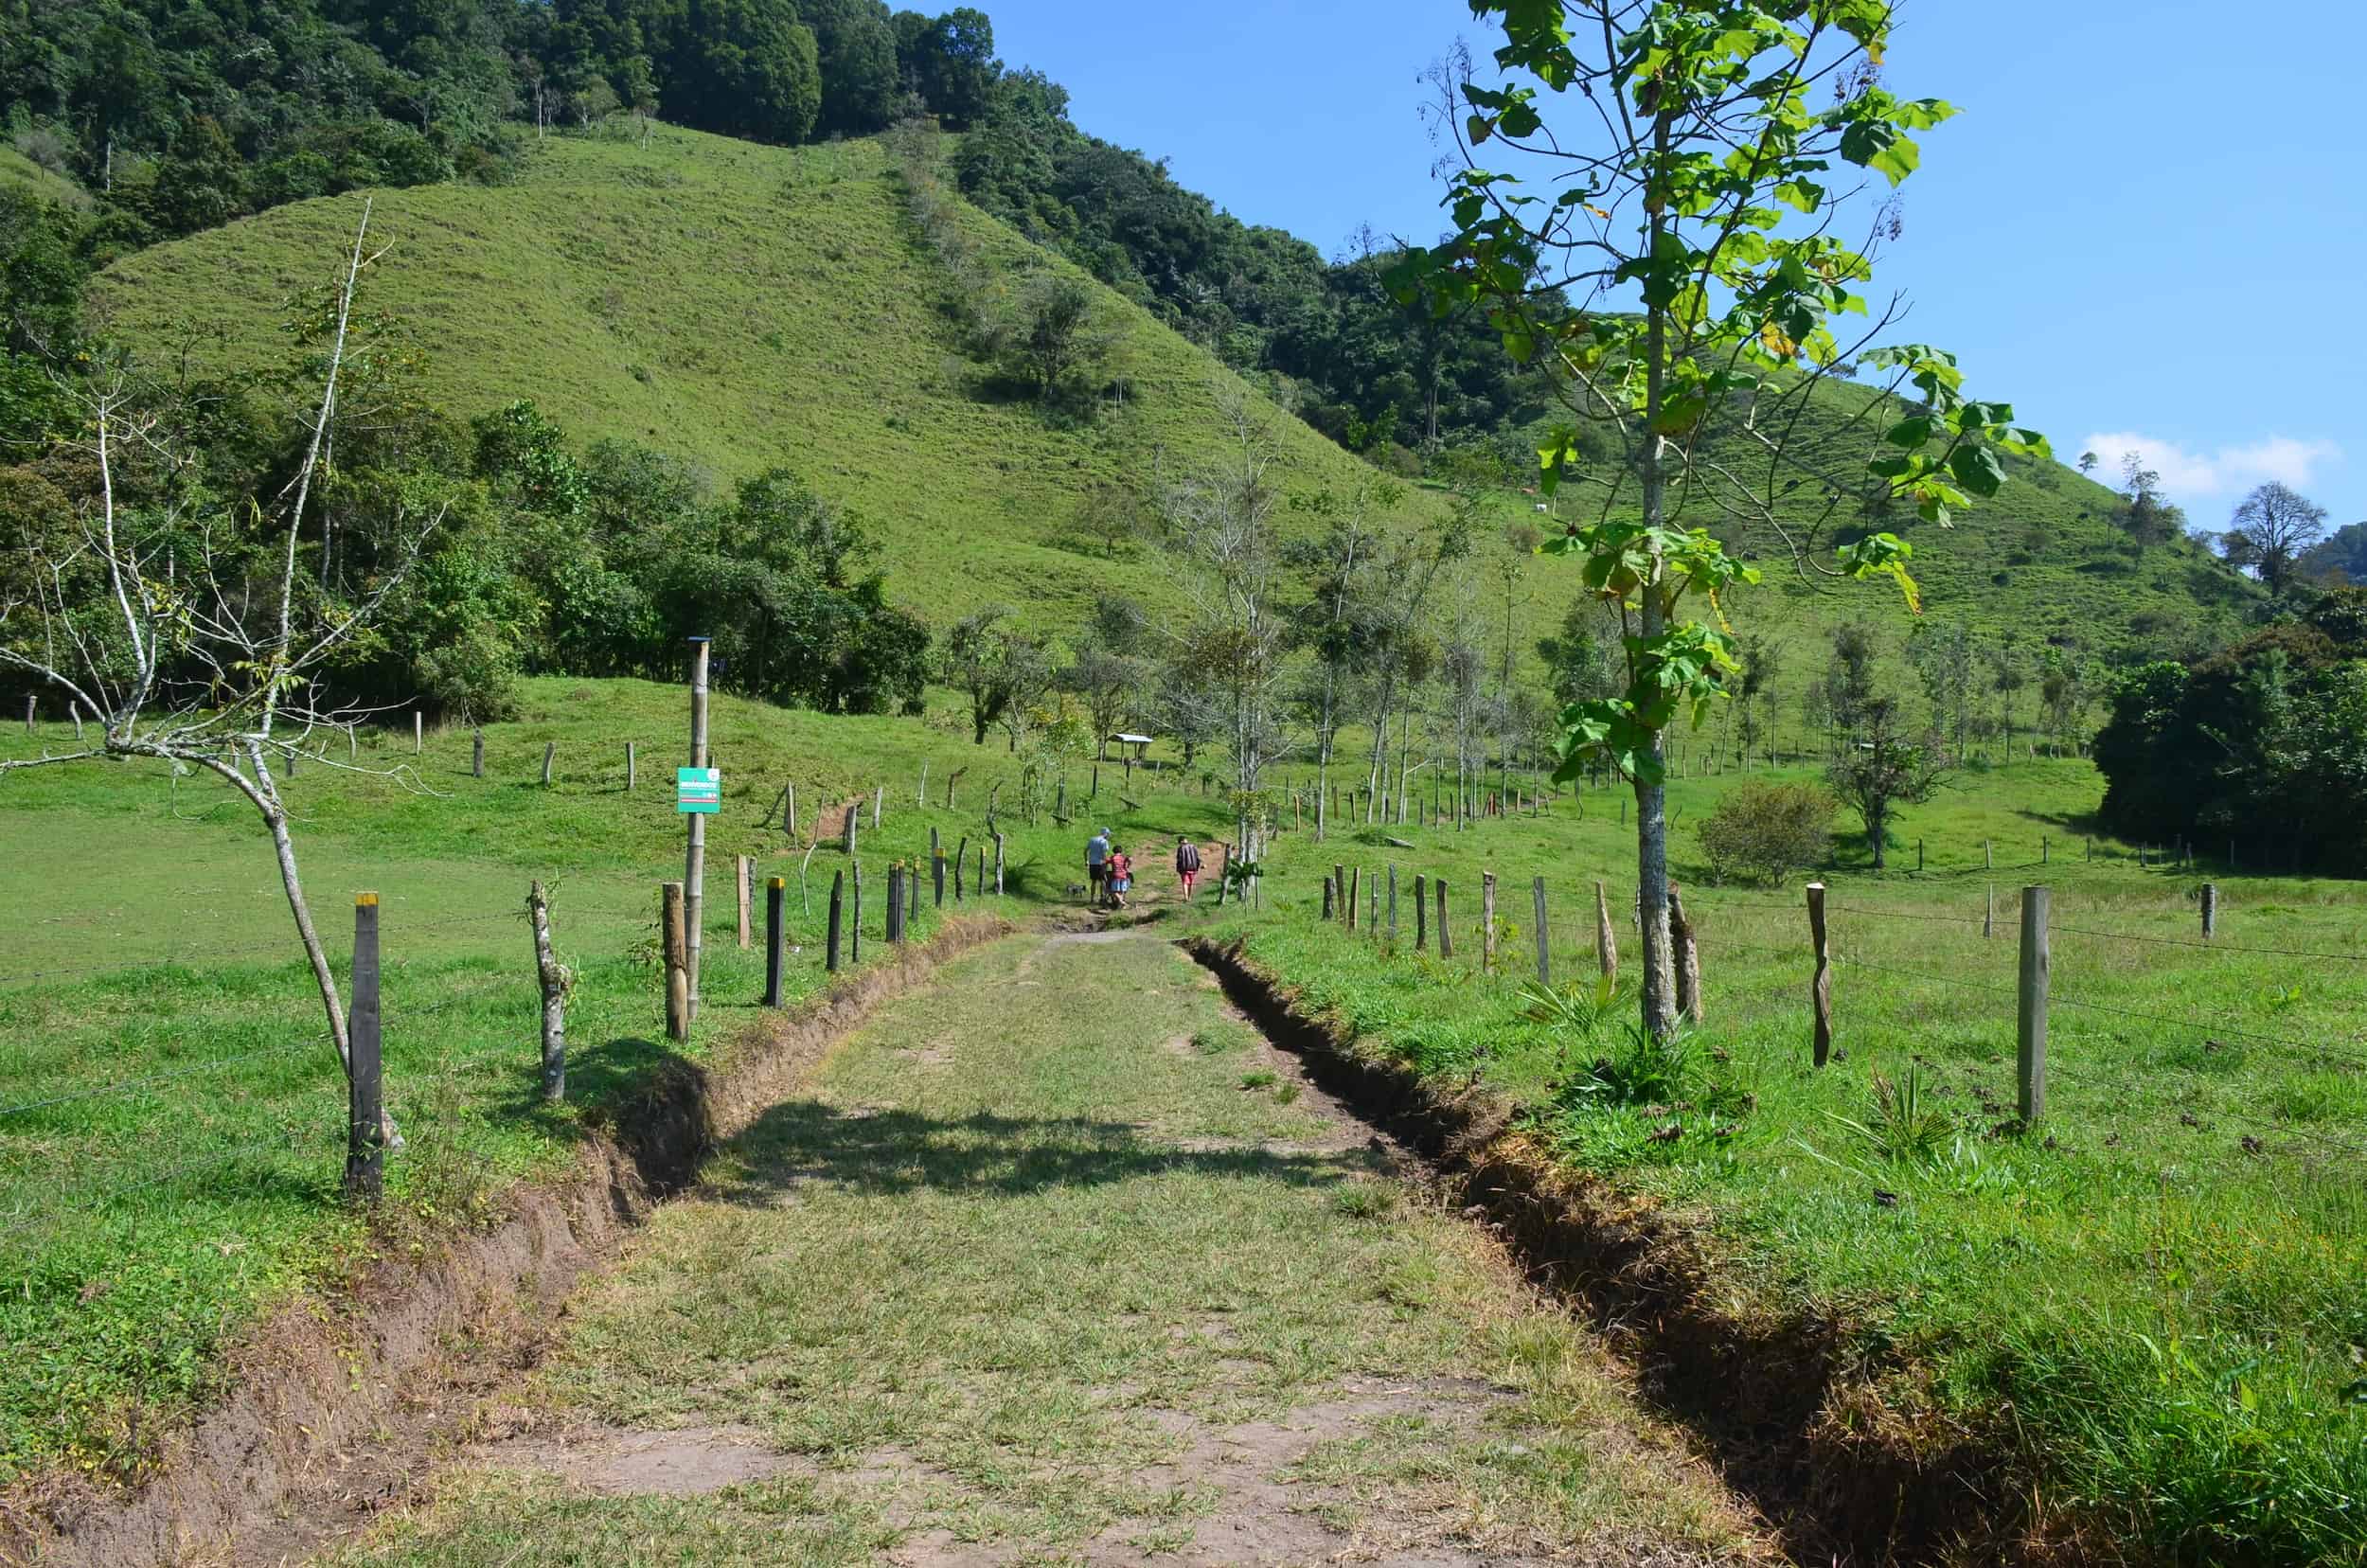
[704,1098,1367,1207]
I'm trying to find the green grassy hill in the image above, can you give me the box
[90,127,1442,636]
[90,121,2264,703]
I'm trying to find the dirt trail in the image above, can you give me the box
[300,924,1772,1567]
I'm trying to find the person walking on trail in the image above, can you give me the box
[1085,829,1111,905]
[1174,836,1202,901]
[1107,846,1132,909]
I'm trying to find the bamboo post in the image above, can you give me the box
[1669,884,1700,1025]
[2019,886,2050,1124]
[737,855,753,949]
[1594,880,1617,985]
[1806,882,1831,1068]
[1436,879,1452,958]
[1532,876,1550,988]
[662,882,688,1042]
[826,869,845,973]
[764,877,786,1006]
[345,894,383,1203]
[1482,871,1497,971]
[2201,882,2217,939]
[530,881,565,1101]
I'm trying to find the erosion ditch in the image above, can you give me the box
[1,913,1015,1568]
[1184,934,2081,1568]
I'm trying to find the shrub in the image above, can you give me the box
[1695,780,1835,885]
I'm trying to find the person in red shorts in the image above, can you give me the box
[1174,836,1201,900]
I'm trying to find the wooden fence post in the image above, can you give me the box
[784,781,795,833]
[827,869,845,973]
[843,801,858,855]
[627,740,637,792]
[472,728,484,778]
[1984,838,1994,870]
[885,862,903,943]
[1916,838,1924,873]
[933,848,947,908]
[1414,874,1428,951]
[954,836,968,901]
[2201,882,2217,939]
[873,785,883,829]
[1669,884,1701,1025]
[737,855,753,949]
[994,833,1006,895]
[1436,879,1452,958]
[21,693,31,734]
[850,864,863,964]
[1482,871,1497,971]
[918,760,928,809]
[345,894,383,1203]
[530,881,565,1101]
[1984,885,1995,939]
[1323,875,1335,921]
[1387,865,1398,942]
[1806,882,1831,1068]
[1589,881,1615,986]
[764,877,786,1006]
[1348,865,1361,932]
[1532,876,1550,988]
[2019,886,2050,1124]
[413,710,422,754]
[1367,867,1377,932]
[662,881,688,1042]
[541,741,556,786]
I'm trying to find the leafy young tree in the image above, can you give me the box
[1400,1,2039,1037]
[1824,698,1945,870]
[2221,480,2329,595]
[2118,453,2183,546]
[941,604,1017,744]
[1696,780,1834,885]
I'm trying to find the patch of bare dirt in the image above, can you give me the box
[468,1423,802,1497]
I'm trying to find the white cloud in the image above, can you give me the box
[2079,430,2343,514]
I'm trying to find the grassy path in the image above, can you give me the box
[317,918,1767,1566]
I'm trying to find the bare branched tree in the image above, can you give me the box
[0,202,436,1141]
[1156,390,1290,861]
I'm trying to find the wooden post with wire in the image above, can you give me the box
[627,740,637,792]
[1435,879,1452,959]
[1482,871,1497,971]
[1594,880,1618,985]
[2201,882,2217,939]
[1413,874,1428,951]
[1806,882,1831,1068]
[1532,876,1550,987]
[1669,884,1701,1025]
[472,728,484,778]
[661,881,688,1042]
[542,741,556,786]
[413,710,422,755]
[530,881,566,1101]
[345,893,383,1203]
[826,869,845,974]
[764,876,786,1006]
[2019,886,2050,1125]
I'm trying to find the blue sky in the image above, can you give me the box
[980,1,2366,529]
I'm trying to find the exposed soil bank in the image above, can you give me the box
[1185,935,2075,1568]
[1,915,1013,1568]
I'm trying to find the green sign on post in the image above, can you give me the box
[676,766,720,814]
